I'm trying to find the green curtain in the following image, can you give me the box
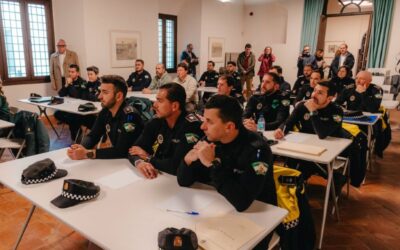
[367,0,394,68]
[300,0,324,53]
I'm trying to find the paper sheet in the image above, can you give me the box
[157,188,218,215]
[96,168,143,189]
[277,141,327,156]
[196,214,264,250]
[284,132,310,143]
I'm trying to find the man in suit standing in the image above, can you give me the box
[50,39,79,91]
[330,43,355,78]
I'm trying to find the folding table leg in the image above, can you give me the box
[38,107,60,138]
[13,205,36,250]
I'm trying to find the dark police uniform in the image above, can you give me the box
[279,77,291,93]
[330,76,355,95]
[199,70,219,87]
[229,71,243,94]
[294,84,314,104]
[243,90,291,130]
[292,75,310,96]
[58,76,87,99]
[281,100,344,139]
[335,83,383,113]
[129,112,203,175]
[81,78,100,102]
[82,101,144,159]
[177,127,276,249]
[126,70,152,91]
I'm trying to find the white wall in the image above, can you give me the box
[199,0,244,75]
[243,0,304,85]
[324,14,370,77]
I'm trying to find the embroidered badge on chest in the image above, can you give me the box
[106,124,111,133]
[333,115,342,123]
[257,103,263,110]
[251,162,269,175]
[350,95,355,101]
[157,134,164,144]
[306,91,311,97]
[123,123,135,132]
[304,113,310,120]
[272,99,280,109]
[185,133,199,144]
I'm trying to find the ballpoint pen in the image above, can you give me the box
[166,209,200,215]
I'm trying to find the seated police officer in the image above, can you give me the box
[335,70,382,113]
[217,75,245,105]
[177,95,276,249]
[274,81,344,179]
[128,83,203,178]
[294,70,321,105]
[199,60,219,103]
[126,59,152,91]
[82,65,101,101]
[243,72,290,131]
[226,61,243,95]
[292,64,312,96]
[270,65,291,93]
[67,75,143,160]
[55,64,89,140]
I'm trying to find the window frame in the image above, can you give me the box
[158,13,177,73]
[0,0,55,85]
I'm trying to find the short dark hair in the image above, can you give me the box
[264,72,280,84]
[159,83,186,112]
[311,70,322,78]
[227,61,236,67]
[245,43,252,49]
[205,95,242,129]
[318,80,336,97]
[304,64,313,70]
[135,59,144,65]
[218,75,234,87]
[86,66,99,75]
[271,65,283,74]
[177,63,188,72]
[69,64,80,72]
[338,65,350,76]
[208,61,215,67]
[100,75,128,98]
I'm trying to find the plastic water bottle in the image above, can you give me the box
[257,114,265,132]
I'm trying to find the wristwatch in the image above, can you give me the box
[86,150,95,159]
[210,158,221,169]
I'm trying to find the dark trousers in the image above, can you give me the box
[54,111,96,140]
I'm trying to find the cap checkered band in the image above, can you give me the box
[23,169,58,184]
[283,218,299,230]
[61,190,99,201]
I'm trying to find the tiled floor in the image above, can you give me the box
[1,113,400,250]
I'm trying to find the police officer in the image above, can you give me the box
[336,70,382,113]
[126,59,152,91]
[226,61,243,97]
[82,65,101,101]
[67,75,144,160]
[294,71,321,104]
[178,95,276,250]
[243,72,290,131]
[199,60,219,103]
[292,64,312,96]
[128,83,203,178]
[217,75,245,105]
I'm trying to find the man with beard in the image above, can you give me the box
[297,45,317,77]
[292,64,313,96]
[243,72,290,131]
[128,83,203,178]
[294,71,321,104]
[67,75,143,160]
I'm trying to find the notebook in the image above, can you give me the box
[29,96,52,103]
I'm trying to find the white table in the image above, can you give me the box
[0,119,15,129]
[382,100,399,110]
[126,91,157,102]
[198,86,218,93]
[263,131,352,249]
[19,97,102,138]
[0,149,287,250]
[343,113,382,171]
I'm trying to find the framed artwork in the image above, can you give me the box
[110,30,141,68]
[208,37,225,62]
[324,41,344,58]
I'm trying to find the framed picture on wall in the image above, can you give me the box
[208,37,225,62]
[324,41,345,58]
[110,30,141,68]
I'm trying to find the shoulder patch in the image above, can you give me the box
[185,133,199,144]
[251,161,269,176]
[281,99,290,107]
[333,114,342,123]
[374,93,383,99]
[185,113,200,122]
[123,122,135,132]
[124,105,134,114]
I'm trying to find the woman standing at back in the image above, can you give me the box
[257,46,276,83]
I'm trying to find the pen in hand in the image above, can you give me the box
[166,209,200,216]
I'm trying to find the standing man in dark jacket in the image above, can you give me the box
[178,95,276,250]
[129,83,203,177]
[180,43,199,78]
[67,75,143,160]
[330,43,355,78]
[237,43,256,100]
[297,45,317,77]
[126,59,152,91]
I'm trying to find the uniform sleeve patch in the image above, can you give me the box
[375,93,383,99]
[333,115,342,123]
[185,133,199,144]
[281,99,290,106]
[124,105,134,114]
[123,123,135,132]
[251,162,269,176]
[185,113,200,122]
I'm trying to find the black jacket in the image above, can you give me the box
[58,76,87,98]
[126,70,152,91]
[129,112,203,175]
[330,53,355,78]
[177,127,276,211]
[335,83,383,113]
[82,101,144,159]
